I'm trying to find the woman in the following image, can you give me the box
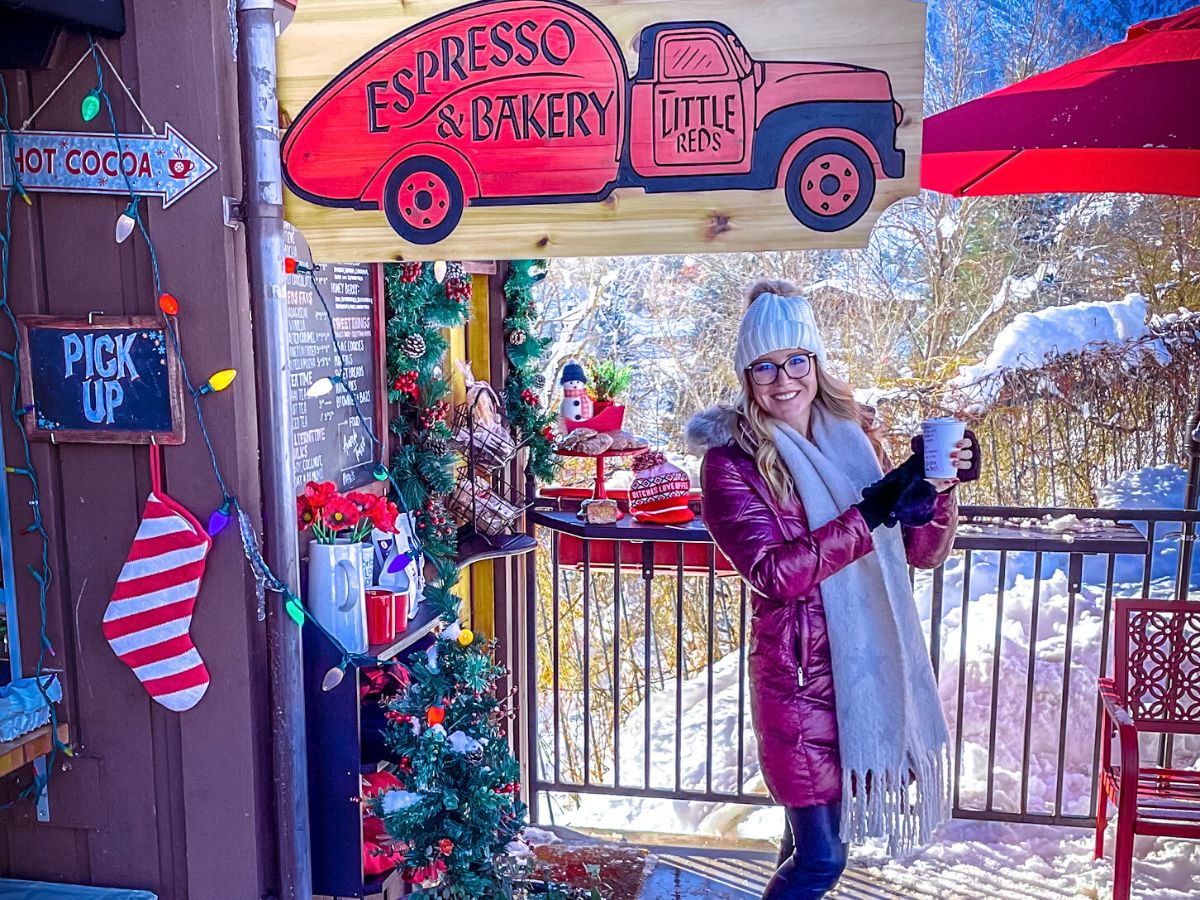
[686,282,977,899]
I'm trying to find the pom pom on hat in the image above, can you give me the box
[561,361,587,385]
[734,290,827,376]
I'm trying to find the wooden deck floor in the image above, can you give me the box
[641,846,915,899]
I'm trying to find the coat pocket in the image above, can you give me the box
[794,603,809,691]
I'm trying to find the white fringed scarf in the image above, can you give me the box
[771,407,950,856]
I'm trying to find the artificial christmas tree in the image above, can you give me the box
[374,621,527,896]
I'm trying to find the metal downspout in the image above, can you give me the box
[235,2,312,897]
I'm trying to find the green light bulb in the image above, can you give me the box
[81,89,101,123]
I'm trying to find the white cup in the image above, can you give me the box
[922,417,967,479]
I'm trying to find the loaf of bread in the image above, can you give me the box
[582,499,619,525]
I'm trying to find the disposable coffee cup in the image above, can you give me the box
[922,417,967,479]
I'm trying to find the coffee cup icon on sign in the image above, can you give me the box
[168,158,195,178]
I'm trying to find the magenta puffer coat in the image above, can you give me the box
[689,409,957,809]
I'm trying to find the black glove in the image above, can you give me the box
[894,477,938,527]
[854,454,922,530]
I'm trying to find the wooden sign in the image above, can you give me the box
[17,315,185,444]
[277,0,926,262]
[283,223,385,492]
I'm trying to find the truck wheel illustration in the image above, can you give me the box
[383,156,465,245]
[784,138,876,233]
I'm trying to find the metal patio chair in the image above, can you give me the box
[1096,598,1200,900]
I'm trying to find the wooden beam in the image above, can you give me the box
[0,723,69,779]
[466,273,496,639]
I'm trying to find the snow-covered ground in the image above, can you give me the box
[537,465,1200,897]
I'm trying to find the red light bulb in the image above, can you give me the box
[158,293,180,316]
[284,257,299,274]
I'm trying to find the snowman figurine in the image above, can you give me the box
[557,361,594,429]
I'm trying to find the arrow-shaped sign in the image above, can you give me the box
[1,122,216,208]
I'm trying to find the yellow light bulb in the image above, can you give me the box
[206,369,238,393]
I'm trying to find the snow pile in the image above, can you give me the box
[948,294,1168,410]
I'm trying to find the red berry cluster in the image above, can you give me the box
[418,399,450,429]
[521,388,538,406]
[445,276,471,304]
[400,261,423,283]
[542,425,555,441]
[392,370,419,399]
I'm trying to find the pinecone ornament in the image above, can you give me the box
[403,333,427,358]
[446,262,467,282]
[508,329,526,346]
[427,435,449,456]
[532,373,547,390]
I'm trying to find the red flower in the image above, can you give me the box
[437,838,454,856]
[542,425,555,441]
[321,495,360,531]
[297,496,317,530]
[521,389,538,405]
[372,499,400,533]
[304,480,337,508]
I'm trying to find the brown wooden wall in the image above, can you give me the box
[0,4,277,899]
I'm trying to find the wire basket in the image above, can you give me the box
[447,376,532,540]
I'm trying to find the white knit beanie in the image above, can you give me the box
[734,291,827,375]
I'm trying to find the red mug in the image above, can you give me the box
[168,158,195,178]
[365,589,395,644]
[393,589,410,635]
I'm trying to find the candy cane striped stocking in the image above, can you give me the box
[102,447,213,712]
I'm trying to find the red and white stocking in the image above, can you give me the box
[102,446,213,712]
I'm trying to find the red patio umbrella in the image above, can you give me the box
[921,6,1200,197]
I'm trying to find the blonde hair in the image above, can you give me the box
[733,281,884,503]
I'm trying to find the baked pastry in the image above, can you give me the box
[557,428,614,455]
[556,428,598,452]
[606,430,649,452]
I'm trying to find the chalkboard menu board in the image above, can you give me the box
[17,315,185,444]
[284,222,381,493]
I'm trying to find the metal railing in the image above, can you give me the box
[524,502,1200,831]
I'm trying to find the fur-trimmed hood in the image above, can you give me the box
[685,404,738,456]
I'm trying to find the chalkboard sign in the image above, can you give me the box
[17,315,185,444]
[284,222,382,493]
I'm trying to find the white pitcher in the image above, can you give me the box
[307,540,368,652]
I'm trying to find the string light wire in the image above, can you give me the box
[0,72,66,811]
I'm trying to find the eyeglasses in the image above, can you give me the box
[745,353,815,386]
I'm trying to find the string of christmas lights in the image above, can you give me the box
[0,71,67,811]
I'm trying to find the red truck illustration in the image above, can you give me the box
[282,0,905,244]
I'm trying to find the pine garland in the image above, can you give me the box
[381,264,533,896]
[384,262,469,620]
[502,260,559,483]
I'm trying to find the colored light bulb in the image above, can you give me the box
[284,597,305,628]
[373,464,389,482]
[81,89,101,123]
[115,203,137,243]
[433,260,447,283]
[158,292,180,316]
[207,502,231,536]
[205,369,238,394]
[284,257,299,274]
